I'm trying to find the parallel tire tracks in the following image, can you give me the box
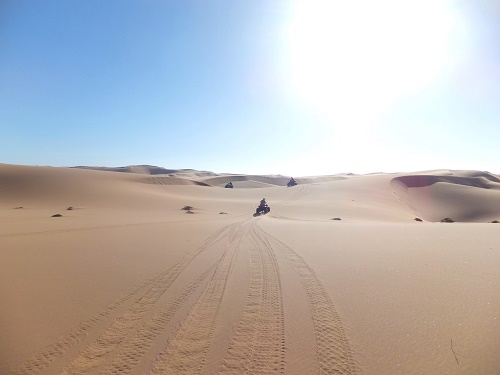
[10,222,240,375]
[100,263,217,375]
[10,216,357,375]
[11,271,166,375]
[254,223,356,374]
[218,223,285,374]
[148,223,246,374]
[58,257,212,375]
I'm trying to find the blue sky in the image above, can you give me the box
[1,0,499,176]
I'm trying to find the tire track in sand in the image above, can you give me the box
[11,271,165,375]
[99,263,217,375]
[254,223,357,374]
[10,222,238,375]
[218,222,285,374]
[148,222,247,375]
[58,223,241,375]
[273,185,309,209]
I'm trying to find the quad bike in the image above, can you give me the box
[225,182,233,188]
[255,204,270,215]
[287,180,297,187]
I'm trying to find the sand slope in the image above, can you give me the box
[392,170,500,222]
[1,164,499,374]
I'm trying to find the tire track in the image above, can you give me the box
[254,223,357,374]
[148,222,247,375]
[218,222,285,374]
[269,213,323,223]
[10,221,239,375]
[274,186,309,208]
[390,177,420,217]
[10,271,166,375]
[58,223,241,375]
[268,213,294,221]
[100,263,217,375]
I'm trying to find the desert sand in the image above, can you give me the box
[1,163,499,374]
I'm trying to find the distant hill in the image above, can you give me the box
[71,165,217,177]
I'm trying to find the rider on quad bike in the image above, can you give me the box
[256,198,270,215]
[287,177,297,187]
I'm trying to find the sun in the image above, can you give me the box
[283,0,457,128]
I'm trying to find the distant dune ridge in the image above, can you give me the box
[5,164,499,223]
[1,163,500,375]
[71,164,217,177]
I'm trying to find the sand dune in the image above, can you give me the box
[201,174,291,187]
[201,174,350,188]
[1,163,499,374]
[72,165,218,178]
[141,176,212,187]
[392,170,500,222]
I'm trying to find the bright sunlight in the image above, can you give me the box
[284,0,458,128]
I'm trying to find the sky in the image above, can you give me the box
[1,0,500,176]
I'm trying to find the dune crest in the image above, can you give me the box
[391,170,500,222]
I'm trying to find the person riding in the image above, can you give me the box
[256,197,270,214]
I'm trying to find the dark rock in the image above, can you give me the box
[440,218,454,223]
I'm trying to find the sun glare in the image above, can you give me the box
[284,0,457,129]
